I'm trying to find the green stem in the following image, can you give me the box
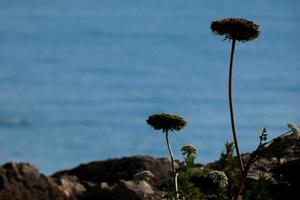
[228,38,244,172]
[165,130,179,200]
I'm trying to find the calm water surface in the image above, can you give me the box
[0,0,299,174]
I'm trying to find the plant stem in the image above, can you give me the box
[228,38,244,172]
[234,145,261,200]
[165,130,179,200]
[264,130,292,146]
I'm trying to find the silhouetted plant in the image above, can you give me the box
[211,18,259,42]
[210,18,260,172]
[262,123,297,148]
[147,113,187,200]
[234,127,268,200]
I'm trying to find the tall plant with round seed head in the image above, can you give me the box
[147,113,187,200]
[211,18,260,172]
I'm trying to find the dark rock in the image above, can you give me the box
[52,155,172,186]
[111,180,162,200]
[54,175,86,199]
[0,162,69,200]
[246,135,300,181]
[200,135,300,200]
[238,135,300,200]
[1,135,299,200]
[78,181,114,200]
[269,159,300,200]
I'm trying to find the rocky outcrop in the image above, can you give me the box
[0,156,168,200]
[52,155,172,186]
[245,135,300,199]
[112,180,162,200]
[53,155,170,199]
[0,162,69,200]
[0,135,299,200]
[247,134,300,178]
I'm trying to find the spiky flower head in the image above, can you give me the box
[133,170,154,183]
[287,122,300,139]
[211,18,260,42]
[146,113,187,133]
[181,144,198,155]
[209,170,228,192]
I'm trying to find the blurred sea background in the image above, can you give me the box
[0,0,299,175]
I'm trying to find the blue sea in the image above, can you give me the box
[0,0,299,175]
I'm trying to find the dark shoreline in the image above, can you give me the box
[1,135,299,200]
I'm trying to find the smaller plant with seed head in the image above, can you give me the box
[181,144,197,156]
[181,144,198,167]
[134,170,154,183]
[147,113,187,133]
[177,144,202,199]
[147,113,187,200]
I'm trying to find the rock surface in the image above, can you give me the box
[247,134,300,177]
[52,155,172,186]
[0,162,69,200]
[112,180,162,200]
[0,135,299,200]
[246,135,300,199]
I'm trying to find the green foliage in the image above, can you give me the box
[209,171,229,197]
[140,16,293,200]
[145,116,283,200]
[177,179,201,200]
[243,174,272,200]
[163,188,178,200]
[177,145,201,199]
[181,145,198,167]
[218,142,236,172]
[163,144,201,199]
[203,169,232,200]
[213,142,239,197]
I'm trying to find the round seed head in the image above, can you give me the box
[211,18,260,42]
[181,144,198,155]
[146,113,187,133]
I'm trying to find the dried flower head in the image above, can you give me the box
[146,113,187,132]
[287,122,300,139]
[133,170,154,183]
[209,170,228,192]
[181,144,198,155]
[211,18,260,42]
